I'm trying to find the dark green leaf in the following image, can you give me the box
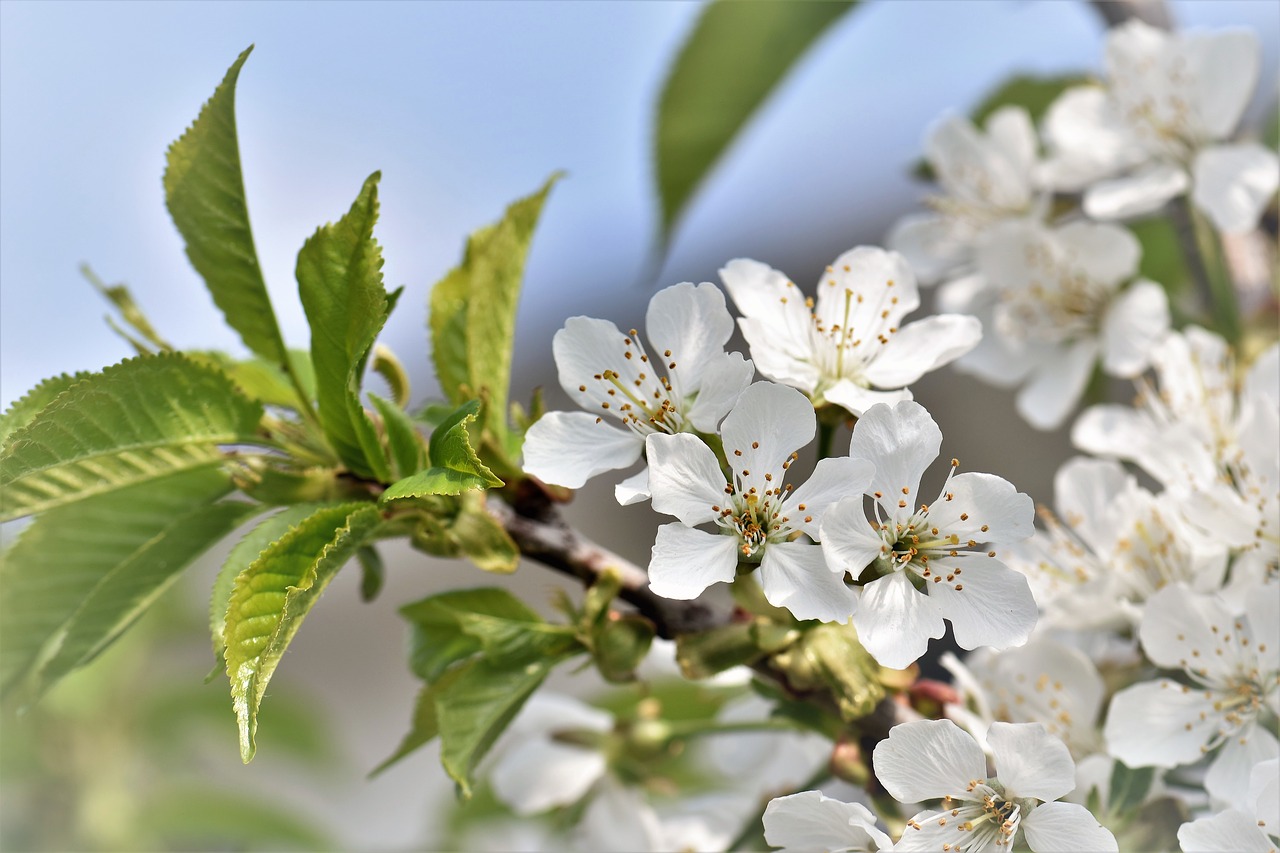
[429,175,559,453]
[655,0,854,236]
[399,587,543,682]
[356,544,385,602]
[1107,760,1156,817]
[0,467,243,696]
[296,172,391,481]
[381,400,501,500]
[222,502,382,762]
[0,353,263,521]
[369,393,425,480]
[164,46,291,369]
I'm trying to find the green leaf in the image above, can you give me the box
[371,343,411,408]
[654,0,854,237]
[356,544,385,602]
[381,400,501,500]
[222,502,382,762]
[369,393,425,480]
[675,622,765,680]
[192,350,318,411]
[0,372,92,448]
[164,46,291,369]
[436,651,574,798]
[209,504,321,660]
[399,587,543,682]
[449,493,519,573]
[82,264,171,351]
[1107,760,1156,817]
[136,786,336,851]
[0,353,263,522]
[371,680,444,776]
[592,616,654,683]
[1130,217,1191,310]
[801,624,884,721]
[429,175,559,452]
[296,172,391,481]
[0,466,243,696]
[969,73,1093,127]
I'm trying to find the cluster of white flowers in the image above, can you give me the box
[506,19,1277,853]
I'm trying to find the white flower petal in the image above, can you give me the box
[1185,28,1261,140]
[848,401,941,522]
[491,738,608,815]
[923,471,1034,543]
[927,114,1030,211]
[614,467,650,506]
[645,433,726,526]
[1246,591,1280,676]
[1177,809,1275,853]
[645,282,735,388]
[1206,725,1279,810]
[854,570,943,669]
[1139,584,1241,676]
[1244,343,1280,409]
[887,212,968,286]
[553,316,645,411]
[820,246,920,340]
[985,106,1038,179]
[822,381,913,418]
[759,540,857,624]
[1251,759,1279,832]
[1015,337,1099,430]
[721,382,816,489]
[1083,163,1190,221]
[1053,457,1131,555]
[648,523,739,601]
[1192,143,1280,235]
[820,497,887,574]
[523,411,643,489]
[1021,801,1118,853]
[1054,220,1141,289]
[1039,86,1133,191]
[683,351,754,433]
[575,779,665,853]
[763,791,891,853]
[720,259,818,389]
[1104,679,1221,768]
[929,555,1037,653]
[988,721,1076,802]
[1101,279,1170,376]
[862,314,983,389]
[786,457,875,540]
[872,718,988,802]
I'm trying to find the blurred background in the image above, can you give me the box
[1,1,1277,850]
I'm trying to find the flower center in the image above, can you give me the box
[994,249,1111,346]
[904,783,1028,852]
[584,329,688,436]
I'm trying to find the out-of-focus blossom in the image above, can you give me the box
[1177,759,1279,852]
[762,790,892,853]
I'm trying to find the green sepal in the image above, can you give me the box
[296,171,392,482]
[0,352,264,521]
[164,46,292,371]
[429,175,559,458]
[381,400,502,500]
[222,502,383,762]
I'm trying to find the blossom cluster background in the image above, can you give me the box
[1,1,1277,851]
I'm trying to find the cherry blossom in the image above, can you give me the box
[873,718,1118,852]
[820,401,1037,668]
[523,281,752,503]
[645,381,873,622]
[720,247,980,418]
[762,791,892,853]
[1177,759,1279,852]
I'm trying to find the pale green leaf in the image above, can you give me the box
[0,466,240,696]
[399,587,543,683]
[209,504,321,660]
[380,400,501,500]
[222,502,382,762]
[429,175,558,451]
[164,46,290,368]
[655,0,854,236]
[0,372,93,448]
[369,393,425,481]
[82,264,171,351]
[371,343,411,408]
[296,172,391,481]
[192,350,318,411]
[0,353,263,522]
[137,786,336,851]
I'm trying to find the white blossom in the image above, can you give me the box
[762,791,892,853]
[820,401,1037,668]
[1104,584,1280,808]
[523,281,752,503]
[1177,759,1279,852]
[1039,21,1279,233]
[888,107,1048,285]
[646,381,873,623]
[873,718,1118,852]
[720,247,980,418]
[938,219,1169,430]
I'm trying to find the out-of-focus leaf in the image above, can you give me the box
[192,350,318,411]
[592,615,654,683]
[0,372,92,448]
[1108,760,1156,817]
[969,73,1093,126]
[81,264,171,351]
[356,544,385,602]
[296,172,391,481]
[429,175,558,454]
[0,467,244,696]
[222,502,381,762]
[675,623,765,680]
[369,393,425,480]
[164,46,291,371]
[371,343,411,408]
[370,678,447,777]
[801,623,883,721]
[655,0,854,237]
[137,786,336,852]
[399,587,544,683]
[0,353,263,521]
[1130,216,1191,308]
[381,400,501,500]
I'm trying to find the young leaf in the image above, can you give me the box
[356,545,385,603]
[222,502,382,762]
[369,394,425,480]
[209,504,321,660]
[380,400,501,500]
[429,175,559,453]
[399,587,543,682]
[82,264,172,351]
[164,46,291,371]
[371,343,411,408]
[0,466,243,697]
[655,0,855,237]
[0,371,93,448]
[192,350,318,411]
[0,353,263,522]
[296,172,392,482]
